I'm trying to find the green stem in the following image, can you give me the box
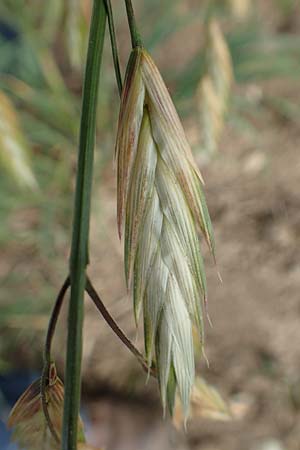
[104,0,123,96]
[62,2,106,449]
[124,0,142,48]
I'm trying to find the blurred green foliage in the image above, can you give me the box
[0,0,300,371]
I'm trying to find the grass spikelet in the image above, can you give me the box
[197,75,224,156]
[65,0,89,69]
[116,47,215,419]
[0,90,37,189]
[7,363,85,449]
[198,18,233,155]
[173,376,232,429]
[228,0,251,20]
[206,18,233,106]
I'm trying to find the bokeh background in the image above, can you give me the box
[1,0,300,449]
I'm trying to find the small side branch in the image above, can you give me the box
[41,276,70,444]
[124,0,142,48]
[86,277,156,377]
[104,0,123,96]
[44,276,71,365]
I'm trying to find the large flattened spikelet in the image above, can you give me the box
[116,47,215,418]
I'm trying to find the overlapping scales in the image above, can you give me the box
[124,111,157,287]
[116,46,215,418]
[140,50,215,258]
[115,49,145,238]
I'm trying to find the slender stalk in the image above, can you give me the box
[43,277,70,366]
[41,276,70,444]
[86,278,156,377]
[124,0,142,48]
[104,0,123,96]
[62,2,106,449]
[40,365,60,444]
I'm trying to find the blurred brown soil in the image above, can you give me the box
[74,77,300,450]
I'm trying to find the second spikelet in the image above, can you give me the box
[116,47,215,418]
[7,363,85,449]
[198,18,233,155]
[0,90,37,189]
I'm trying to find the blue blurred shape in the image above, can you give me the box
[0,371,39,450]
[0,21,19,41]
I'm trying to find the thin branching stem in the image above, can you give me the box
[40,276,70,444]
[124,0,142,48]
[62,1,106,449]
[40,365,60,444]
[39,270,156,446]
[43,276,70,366]
[86,278,156,377]
[104,0,123,96]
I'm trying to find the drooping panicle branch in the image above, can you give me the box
[43,277,70,366]
[124,0,142,48]
[86,278,156,377]
[41,276,70,444]
[104,0,123,96]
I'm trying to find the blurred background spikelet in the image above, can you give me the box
[173,377,231,429]
[228,0,251,21]
[197,76,224,159]
[197,17,233,156]
[65,0,90,70]
[0,90,37,189]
